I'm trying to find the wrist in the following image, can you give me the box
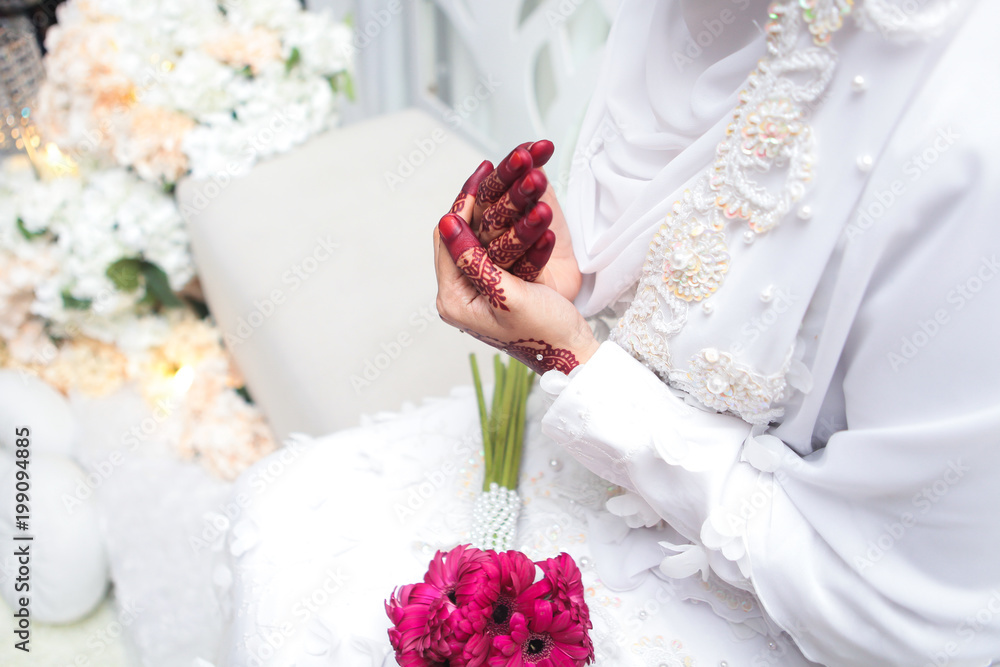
[572,337,601,369]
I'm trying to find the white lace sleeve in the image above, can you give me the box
[539,341,761,591]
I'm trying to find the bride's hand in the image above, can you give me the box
[450,147,583,301]
[434,212,598,375]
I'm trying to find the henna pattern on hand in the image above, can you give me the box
[480,171,547,241]
[449,194,468,216]
[510,257,543,282]
[450,160,493,219]
[477,171,509,207]
[480,199,522,239]
[488,232,527,267]
[465,332,579,374]
[457,246,510,312]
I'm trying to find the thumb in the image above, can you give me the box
[439,214,514,313]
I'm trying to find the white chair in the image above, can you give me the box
[178,109,497,439]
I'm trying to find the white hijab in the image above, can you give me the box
[566,0,771,316]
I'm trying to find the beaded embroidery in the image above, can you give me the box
[611,0,960,424]
[612,0,847,424]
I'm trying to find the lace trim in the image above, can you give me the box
[612,0,959,424]
[612,0,843,424]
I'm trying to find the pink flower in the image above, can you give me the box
[489,601,594,666]
[455,551,549,666]
[425,544,491,607]
[537,554,590,628]
[386,583,457,664]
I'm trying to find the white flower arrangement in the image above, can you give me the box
[0,0,352,478]
[0,158,194,347]
[36,0,354,183]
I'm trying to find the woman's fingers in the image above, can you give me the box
[510,229,556,282]
[438,214,512,312]
[449,159,493,219]
[524,139,554,169]
[487,201,552,269]
[479,169,548,242]
[476,147,532,209]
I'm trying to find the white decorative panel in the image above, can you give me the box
[308,0,619,189]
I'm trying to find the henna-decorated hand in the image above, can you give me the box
[473,141,554,226]
[434,201,599,376]
[450,143,583,302]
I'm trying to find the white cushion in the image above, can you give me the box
[178,109,496,439]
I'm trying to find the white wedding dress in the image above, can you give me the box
[216,1,1000,665]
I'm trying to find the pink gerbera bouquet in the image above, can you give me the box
[386,356,594,666]
[386,546,594,667]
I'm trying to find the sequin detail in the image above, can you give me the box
[661,193,730,302]
[612,0,845,423]
[669,349,790,425]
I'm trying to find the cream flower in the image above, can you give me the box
[204,26,282,75]
[118,105,196,183]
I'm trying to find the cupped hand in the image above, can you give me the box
[434,207,598,376]
[449,144,582,301]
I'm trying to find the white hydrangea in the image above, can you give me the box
[37,0,354,185]
[0,163,194,347]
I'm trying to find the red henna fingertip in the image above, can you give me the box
[439,214,463,241]
[527,230,555,263]
[512,170,548,207]
[462,160,494,195]
[527,140,554,168]
[439,214,481,261]
[525,201,551,228]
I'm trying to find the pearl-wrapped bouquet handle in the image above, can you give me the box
[471,483,521,551]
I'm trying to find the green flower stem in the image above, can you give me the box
[472,354,535,492]
[470,354,491,478]
[489,355,506,487]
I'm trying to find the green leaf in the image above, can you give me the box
[161,181,177,196]
[140,261,183,309]
[106,258,143,292]
[16,217,46,241]
[236,385,253,404]
[237,64,254,79]
[61,291,92,310]
[326,71,356,102]
[285,46,302,74]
